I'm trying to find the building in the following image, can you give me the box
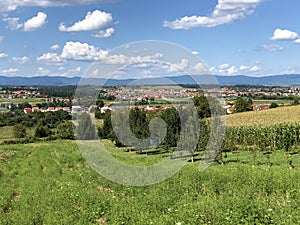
[24,108,32,114]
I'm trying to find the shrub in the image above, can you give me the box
[35,125,52,138]
[57,121,74,140]
[13,124,27,139]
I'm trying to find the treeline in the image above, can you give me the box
[0,110,70,128]
[96,95,224,159]
[2,111,74,145]
[38,86,76,98]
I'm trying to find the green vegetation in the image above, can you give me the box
[225,105,300,127]
[0,140,299,224]
[269,102,279,109]
[234,97,253,113]
[2,86,300,224]
[13,124,26,139]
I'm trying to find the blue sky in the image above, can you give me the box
[0,0,299,77]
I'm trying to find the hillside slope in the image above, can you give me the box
[225,105,300,127]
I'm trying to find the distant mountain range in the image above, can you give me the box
[1,74,300,86]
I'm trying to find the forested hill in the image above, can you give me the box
[1,74,300,86]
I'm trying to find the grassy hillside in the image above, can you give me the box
[0,126,35,144]
[225,105,300,127]
[0,140,299,224]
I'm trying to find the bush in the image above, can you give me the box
[13,124,27,139]
[35,125,52,138]
[57,121,75,140]
[270,102,279,109]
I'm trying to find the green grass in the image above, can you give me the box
[0,126,35,142]
[0,140,299,224]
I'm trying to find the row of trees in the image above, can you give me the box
[11,111,74,141]
[13,121,74,140]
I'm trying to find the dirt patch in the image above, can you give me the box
[42,165,47,172]
[97,185,114,193]
[51,151,59,158]
[12,192,20,201]
[96,218,106,224]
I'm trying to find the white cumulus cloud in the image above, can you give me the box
[270,28,298,41]
[59,10,113,32]
[50,44,60,51]
[3,17,23,30]
[219,64,230,69]
[12,56,30,63]
[38,67,50,74]
[216,63,261,75]
[93,27,115,38]
[250,65,261,72]
[61,41,108,61]
[3,12,47,31]
[164,0,265,29]
[37,52,63,63]
[0,0,115,12]
[24,12,47,31]
[0,53,8,59]
[262,44,283,51]
[293,39,300,44]
[239,65,250,71]
[1,68,19,74]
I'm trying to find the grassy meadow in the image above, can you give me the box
[0,126,35,144]
[0,140,299,224]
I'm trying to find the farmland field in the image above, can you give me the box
[0,140,299,224]
[225,105,300,127]
[0,98,46,105]
[252,99,293,105]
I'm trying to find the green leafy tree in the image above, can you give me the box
[98,110,114,140]
[193,95,211,119]
[96,98,104,108]
[129,108,150,140]
[57,121,74,140]
[160,107,181,148]
[35,125,52,138]
[234,97,253,113]
[76,113,97,140]
[270,102,279,109]
[13,124,27,139]
[94,108,103,119]
[292,97,300,105]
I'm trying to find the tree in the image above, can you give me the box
[234,97,253,113]
[292,97,300,105]
[13,124,27,139]
[160,107,181,148]
[35,125,51,138]
[193,95,224,118]
[98,110,113,140]
[76,113,97,140]
[96,97,104,108]
[270,102,279,109]
[193,95,211,119]
[129,108,150,140]
[57,121,74,140]
[94,108,103,119]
